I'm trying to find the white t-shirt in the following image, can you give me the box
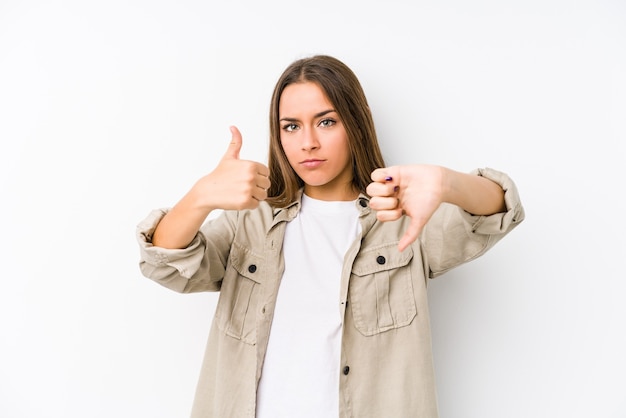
[256,194,361,418]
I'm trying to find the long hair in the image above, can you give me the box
[266,55,386,207]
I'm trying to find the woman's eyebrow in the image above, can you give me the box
[279,109,336,122]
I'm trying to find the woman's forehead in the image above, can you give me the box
[279,82,333,117]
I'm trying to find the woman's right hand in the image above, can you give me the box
[152,126,270,249]
[190,126,271,211]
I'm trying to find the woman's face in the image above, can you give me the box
[278,81,356,201]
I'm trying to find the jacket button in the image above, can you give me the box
[376,255,386,265]
[343,366,350,375]
[359,199,367,208]
[248,264,257,273]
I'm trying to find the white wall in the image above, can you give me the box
[1,0,624,417]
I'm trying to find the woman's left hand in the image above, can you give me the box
[366,165,446,252]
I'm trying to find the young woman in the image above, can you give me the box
[137,55,524,418]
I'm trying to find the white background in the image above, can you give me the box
[1,0,625,417]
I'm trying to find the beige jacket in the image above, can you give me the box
[136,167,524,418]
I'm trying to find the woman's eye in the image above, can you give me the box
[319,118,336,128]
[282,123,298,132]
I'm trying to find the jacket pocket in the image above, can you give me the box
[214,243,262,345]
[349,243,417,336]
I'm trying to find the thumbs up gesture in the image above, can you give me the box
[193,126,271,211]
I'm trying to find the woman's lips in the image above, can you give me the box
[300,159,325,168]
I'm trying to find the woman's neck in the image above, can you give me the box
[303,184,359,201]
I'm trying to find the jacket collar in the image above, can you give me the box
[270,189,373,228]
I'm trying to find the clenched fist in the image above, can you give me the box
[367,165,446,252]
[193,126,271,211]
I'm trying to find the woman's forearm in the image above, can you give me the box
[152,188,213,249]
[443,168,506,216]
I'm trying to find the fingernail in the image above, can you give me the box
[394,186,399,192]
[385,176,393,182]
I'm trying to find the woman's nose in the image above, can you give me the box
[301,129,320,151]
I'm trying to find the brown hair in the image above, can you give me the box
[266,55,386,207]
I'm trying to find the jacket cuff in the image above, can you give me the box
[135,208,205,279]
[458,167,525,234]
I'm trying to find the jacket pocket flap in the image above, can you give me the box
[351,243,413,276]
[229,243,263,283]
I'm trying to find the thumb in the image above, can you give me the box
[222,126,243,160]
[397,218,424,252]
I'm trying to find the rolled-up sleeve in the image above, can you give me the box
[136,209,234,293]
[423,167,525,278]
